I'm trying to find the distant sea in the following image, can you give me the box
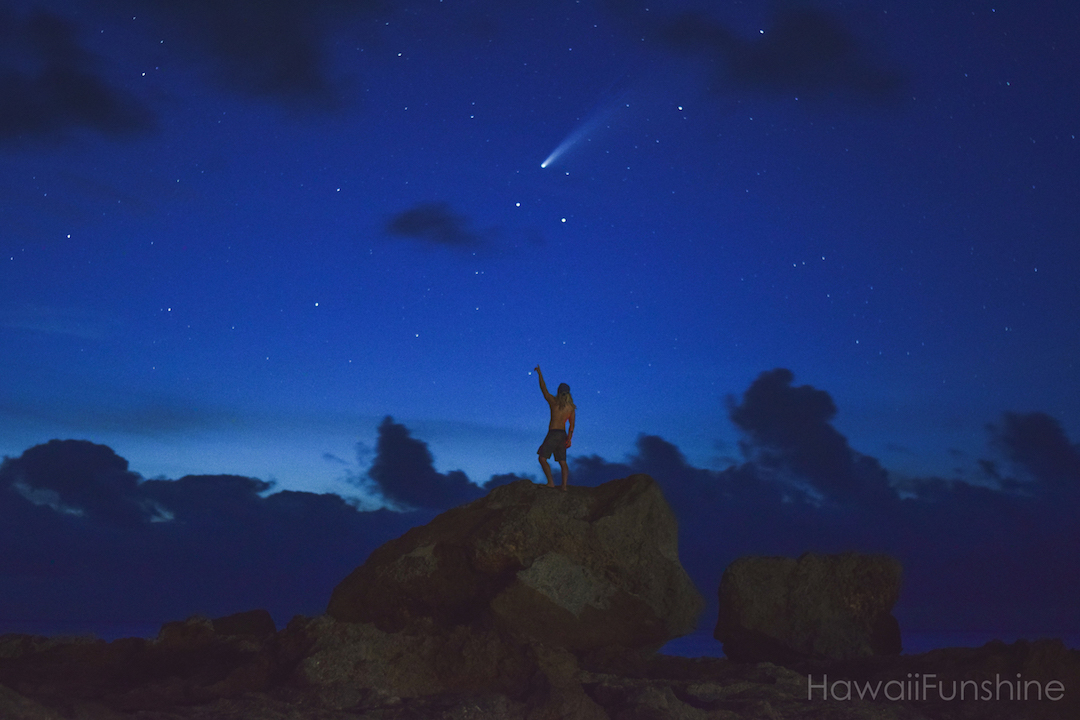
[3,622,1077,657]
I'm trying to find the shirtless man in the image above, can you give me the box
[534,365,575,490]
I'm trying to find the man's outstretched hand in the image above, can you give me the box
[534,365,541,374]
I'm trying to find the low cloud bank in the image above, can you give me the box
[1,369,1077,642]
[570,369,1079,635]
[0,439,418,629]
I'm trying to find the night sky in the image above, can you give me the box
[1,0,1078,648]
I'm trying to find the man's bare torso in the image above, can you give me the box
[547,399,573,430]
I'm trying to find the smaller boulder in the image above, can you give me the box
[715,552,902,662]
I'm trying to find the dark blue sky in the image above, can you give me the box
[1,0,1079,643]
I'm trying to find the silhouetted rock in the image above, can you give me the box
[327,474,704,655]
[715,552,903,663]
[211,608,276,637]
[0,616,280,715]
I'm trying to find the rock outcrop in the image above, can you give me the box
[0,610,283,716]
[327,474,704,655]
[4,627,1078,719]
[3,477,1077,720]
[715,552,903,663]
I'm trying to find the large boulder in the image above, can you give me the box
[327,474,703,655]
[715,552,902,663]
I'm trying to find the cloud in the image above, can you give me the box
[987,411,1080,490]
[657,7,906,104]
[143,0,334,102]
[385,202,485,249]
[727,368,890,502]
[0,0,394,133]
[322,452,350,465]
[0,417,493,629]
[0,8,154,142]
[1,439,147,526]
[142,0,384,104]
[364,416,485,510]
[0,438,418,628]
[2,395,1078,643]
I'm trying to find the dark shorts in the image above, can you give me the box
[537,429,567,462]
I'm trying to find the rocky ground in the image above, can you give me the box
[3,475,1075,719]
[2,612,1076,720]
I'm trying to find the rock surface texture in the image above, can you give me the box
[2,626,1077,719]
[327,474,704,655]
[715,552,903,663]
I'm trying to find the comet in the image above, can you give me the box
[541,118,600,168]
[540,75,634,169]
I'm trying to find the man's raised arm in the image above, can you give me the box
[534,365,554,402]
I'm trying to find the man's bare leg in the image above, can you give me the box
[539,457,555,487]
[558,459,569,490]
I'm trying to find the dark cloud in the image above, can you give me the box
[658,7,906,104]
[0,438,417,630]
[0,439,146,526]
[385,202,485,249]
[727,368,890,502]
[1,0,391,129]
[144,0,374,103]
[988,411,1080,490]
[139,473,274,523]
[0,416,491,633]
[364,416,485,510]
[0,8,154,142]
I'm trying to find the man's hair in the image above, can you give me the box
[556,383,575,409]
